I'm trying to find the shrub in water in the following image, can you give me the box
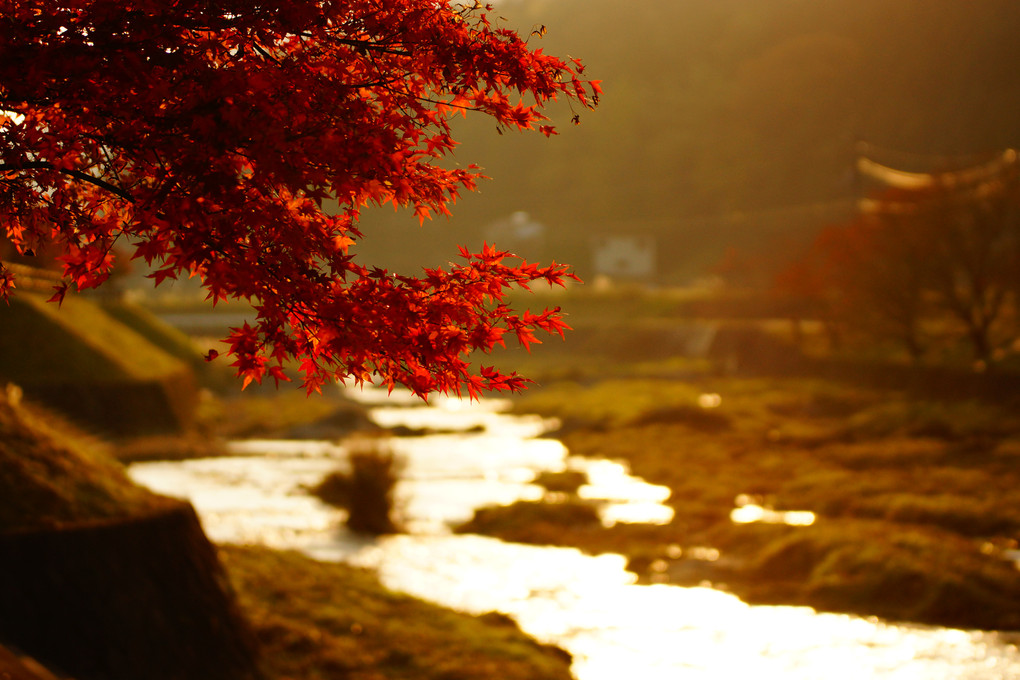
[309,470,350,508]
[312,436,403,535]
[533,470,588,494]
[344,437,403,535]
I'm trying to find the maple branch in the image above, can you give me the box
[0,161,134,203]
[251,42,282,65]
[331,37,412,57]
[1,0,595,396]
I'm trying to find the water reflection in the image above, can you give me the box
[574,458,673,526]
[129,393,1020,679]
[731,494,817,526]
[697,392,722,408]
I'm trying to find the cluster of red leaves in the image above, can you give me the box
[0,0,598,397]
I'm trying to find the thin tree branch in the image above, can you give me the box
[0,161,134,203]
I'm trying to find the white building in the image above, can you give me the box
[590,234,656,280]
[484,211,546,256]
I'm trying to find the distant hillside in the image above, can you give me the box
[353,0,1020,283]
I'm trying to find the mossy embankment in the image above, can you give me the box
[466,291,1020,631]
[0,385,175,530]
[0,293,200,436]
[0,386,261,680]
[0,288,380,460]
[0,375,573,680]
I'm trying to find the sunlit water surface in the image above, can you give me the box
[129,390,1020,679]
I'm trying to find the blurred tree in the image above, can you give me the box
[0,0,598,397]
[776,152,1020,366]
[774,210,930,360]
[912,167,1020,366]
[771,225,851,353]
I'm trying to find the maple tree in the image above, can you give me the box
[0,0,599,397]
[774,172,1020,365]
[773,214,929,359]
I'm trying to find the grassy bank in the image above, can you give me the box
[545,393,1020,631]
[222,546,572,680]
[0,385,174,530]
[0,382,573,679]
[462,291,1020,631]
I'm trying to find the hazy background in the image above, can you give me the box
[352,0,1020,285]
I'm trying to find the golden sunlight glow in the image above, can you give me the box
[697,392,722,408]
[731,494,816,526]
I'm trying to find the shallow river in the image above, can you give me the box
[129,390,1020,679]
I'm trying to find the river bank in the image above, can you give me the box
[221,545,573,680]
[128,386,1020,678]
[0,384,576,680]
[465,366,1020,632]
[129,356,1020,633]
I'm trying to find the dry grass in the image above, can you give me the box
[482,298,1020,630]
[0,385,173,531]
[310,435,404,535]
[221,545,574,680]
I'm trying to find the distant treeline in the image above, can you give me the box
[355,0,1020,283]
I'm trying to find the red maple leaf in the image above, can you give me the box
[0,0,597,397]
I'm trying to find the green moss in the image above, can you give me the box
[513,378,706,429]
[200,389,371,439]
[779,523,1020,629]
[844,399,1020,440]
[533,470,587,494]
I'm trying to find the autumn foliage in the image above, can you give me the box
[0,0,599,396]
[774,166,1020,365]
